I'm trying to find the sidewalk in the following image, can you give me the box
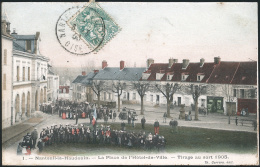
[2,112,50,147]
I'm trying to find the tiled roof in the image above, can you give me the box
[13,41,26,52]
[169,62,215,82]
[142,61,256,85]
[94,67,146,81]
[72,75,88,83]
[11,34,36,40]
[230,62,257,85]
[144,64,170,81]
[206,62,240,84]
[81,72,97,85]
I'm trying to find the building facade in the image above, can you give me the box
[11,30,49,123]
[141,57,257,115]
[47,64,59,103]
[2,14,14,128]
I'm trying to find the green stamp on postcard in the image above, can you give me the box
[67,2,121,53]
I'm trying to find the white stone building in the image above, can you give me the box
[2,13,14,128]
[11,29,49,123]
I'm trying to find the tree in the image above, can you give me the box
[155,83,181,117]
[188,84,207,120]
[91,80,105,108]
[133,81,150,115]
[111,81,126,112]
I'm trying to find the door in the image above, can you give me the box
[178,97,181,106]
[156,95,160,104]
[226,102,236,116]
[127,93,129,101]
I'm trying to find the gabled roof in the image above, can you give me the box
[230,61,257,85]
[144,63,170,81]
[81,72,97,85]
[206,62,240,84]
[94,67,119,80]
[141,60,256,85]
[72,75,88,84]
[168,62,215,82]
[94,67,146,81]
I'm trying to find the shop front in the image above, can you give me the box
[207,96,224,113]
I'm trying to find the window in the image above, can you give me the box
[198,76,200,81]
[156,73,164,80]
[240,89,244,98]
[28,67,30,81]
[4,49,7,65]
[123,92,126,99]
[108,93,111,100]
[26,40,31,51]
[23,67,25,81]
[59,89,62,93]
[63,88,66,94]
[233,89,236,97]
[250,89,256,98]
[104,92,107,100]
[133,93,136,100]
[167,74,173,81]
[17,66,20,81]
[3,74,6,90]
[142,73,150,80]
[150,95,153,102]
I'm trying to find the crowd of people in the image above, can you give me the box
[17,122,167,155]
[40,100,119,122]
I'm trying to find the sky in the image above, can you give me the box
[2,2,258,68]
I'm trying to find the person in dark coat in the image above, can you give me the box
[141,116,146,129]
[37,138,44,153]
[163,112,167,123]
[23,133,33,150]
[31,128,38,149]
[75,112,79,125]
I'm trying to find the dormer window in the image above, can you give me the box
[26,40,31,51]
[156,73,164,80]
[167,72,173,81]
[197,73,205,81]
[181,73,189,81]
[142,73,150,80]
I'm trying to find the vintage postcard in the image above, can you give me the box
[1,1,258,166]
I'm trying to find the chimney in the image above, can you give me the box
[168,58,174,68]
[34,32,40,54]
[214,57,221,64]
[182,59,190,69]
[11,28,17,35]
[168,58,178,68]
[6,22,10,34]
[93,70,99,73]
[200,58,205,67]
[1,20,7,34]
[147,58,154,69]
[102,60,107,69]
[120,60,125,70]
[82,71,86,76]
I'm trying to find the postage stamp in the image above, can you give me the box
[56,2,121,55]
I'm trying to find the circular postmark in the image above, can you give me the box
[56,6,105,55]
